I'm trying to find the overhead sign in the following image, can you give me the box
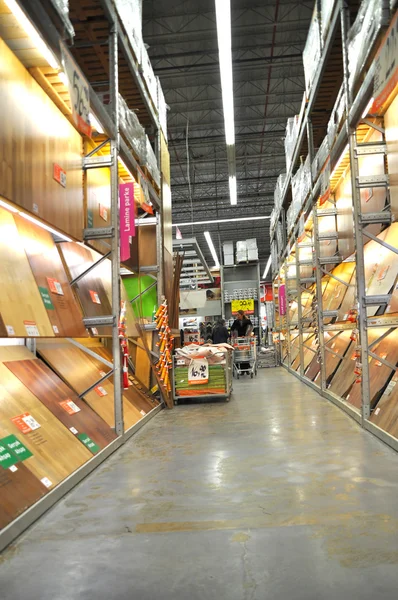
[231,299,255,314]
[372,12,398,113]
[61,41,91,136]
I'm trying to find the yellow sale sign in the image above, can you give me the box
[231,299,254,314]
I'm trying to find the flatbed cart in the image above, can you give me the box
[233,337,257,379]
[172,351,233,405]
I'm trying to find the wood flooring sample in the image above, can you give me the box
[0,462,48,529]
[5,359,118,450]
[370,369,398,438]
[363,224,398,316]
[0,208,54,337]
[14,215,87,337]
[0,363,92,488]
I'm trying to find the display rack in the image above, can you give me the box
[0,0,169,550]
[272,0,398,453]
[221,263,261,342]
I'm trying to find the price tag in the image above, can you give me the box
[140,410,146,416]
[61,42,91,136]
[6,325,15,336]
[0,440,19,469]
[9,465,18,473]
[99,204,108,222]
[77,433,100,454]
[95,386,108,397]
[53,163,67,187]
[1,435,33,462]
[12,413,41,434]
[89,290,101,304]
[24,320,40,336]
[41,477,52,488]
[53,325,59,334]
[99,370,107,378]
[60,400,81,415]
[38,287,55,310]
[70,427,78,435]
[47,277,64,295]
[374,352,387,367]
[188,358,209,385]
[374,407,381,416]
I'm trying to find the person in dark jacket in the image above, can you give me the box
[231,310,252,338]
[212,319,229,344]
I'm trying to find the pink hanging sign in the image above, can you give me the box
[119,182,135,262]
[279,284,287,316]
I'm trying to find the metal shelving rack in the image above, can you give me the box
[272,0,398,453]
[0,0,165,551]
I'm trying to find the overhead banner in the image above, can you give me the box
[372,12,398,113]
[119,182,135,262]
[60,41,91,136]
[231,298,254,314]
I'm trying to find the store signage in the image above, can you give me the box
[47,277,64,295]
[89,290,101,304]
[11,413,41,434]
[77,433,100,454]
[0,439,19,469]
[94,386,108,397]
[188,358,209,385]
[279,284,287,315]
[372,12,398,112]
[1,435,33,463]
[60,41,91,136]
[53,163,66,187]
[119,182,135,262]
[60,400,81,415]
[231,299,255,314]
[39,287,55,310]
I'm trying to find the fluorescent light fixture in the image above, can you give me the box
[229,175,237,206]
[362,97,374,118]
[19,212,72,242]
[5,0,59,69]
[330,144,349,179]
[90,112,105,134]
[204,231,220,269]
[215,0,237,205]
[262,255,272,279]
[0,199,18,213]
[174,215,270,227]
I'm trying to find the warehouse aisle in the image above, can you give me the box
[1,368,398,599]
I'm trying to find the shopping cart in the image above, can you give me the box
[232,337,257,379]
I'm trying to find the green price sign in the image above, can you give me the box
[39,287,55,310]
[0,434,33,467]
[77,433,100,454]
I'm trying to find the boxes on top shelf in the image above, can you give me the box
[144,136,161,188]
[140,43,158,109]
[274,173,287,212]
[291,155,311,214]
[302,4,322,97]
[347,0,390,94]
[320,0,336,41]
[236,240,247,252]
[248,248,259,261]
[312,135,330,183]
[224,254,234,266]
[327,85,345,150]
[223,241,234,254]
[156,77,168,140]
[114,0,143,63]
[246,238,257,250]
[118,94,146,163]
[276,223,284,254]
[284,116,300,172]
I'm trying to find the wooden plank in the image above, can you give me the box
[135,331,153,388]
[364,224,398,317]
[384,93,398,220]
[0,39,84,240]
[0,208,55,337]
[0,363,92,488]
[14,214,87,337]
[36,340,143,430]
[58,242,113,336]
[370,368,398,438]
[5,358,118,449]
[337,268,356,321]
[0,461,48,530]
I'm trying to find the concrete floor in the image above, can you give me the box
[1,367,398,599]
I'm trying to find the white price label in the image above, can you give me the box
[53,325,59,334]
[61,42,91,136]
[9,465,18,473]
[70,427,78,435]
[24,321,40,336]
[6,325,15,335]
[140,410,146,416]
[41,477,52,488]
[22,414,41,431]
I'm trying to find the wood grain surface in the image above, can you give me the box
[58,242,113,336]
[346,328,398,410]
[14,215,87,337]
[335,171,355,260]
[384,94,398,220]
[370,369,398,438]
[5,359,118,449]
[135,331,153,388]
[337,267,356,321]
[0,363,91,487]
[0,208,55,337]
[292,334,315,372]
[363,224,398,316]
[0,460,48,530]
[125,225,157,272]
[305,330,353,383]
[322,262,356,312]
[0,39,84,240]
[37,340,143,430]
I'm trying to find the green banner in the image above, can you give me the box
[39,287,55,310]
[0,439,19,469]
[77,433,100,454]
[1,435,33,463]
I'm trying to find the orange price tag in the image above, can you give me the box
[47,277,64,295]
[99,204,108,222]
[59,400,81,415]
[95,386,108,397]
[89,290,101,304]
[11,413,41,434]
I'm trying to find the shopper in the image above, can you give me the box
[212,319,229,344]
[231,310,252,338]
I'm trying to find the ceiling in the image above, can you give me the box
[143,0,314,276]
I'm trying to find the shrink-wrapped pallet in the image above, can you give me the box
[320,0,336,41]
[119,94,146,162]
[327,85,345,149]
[291,156,311,216]
[284,116,300,172]
[114,0,143,61]
[141,44,158,107]
[312,135,330,182]
[303,5,322,96]
[144,136,161,188]
[157,77,168,140]
[274,173,287,211]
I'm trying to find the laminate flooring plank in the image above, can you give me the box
[0,208,54,337]
[346,328,398,410]
[336,171,355,260]
[0,461,48,530]
[135,332,153,388]
[363,224,398,316]
[5,359,118,449]
[14,215,87,337]
[322,262,356,313]
[292,334,316,372]
[305,330,353,384]
[36,341,142,430]
[370,369,398,438]
[337,268,356,321]
[385,93,398,219]
[58,242,113,336]
[0,364,91,487]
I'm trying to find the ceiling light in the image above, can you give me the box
[4,0,59,69]
[89,112,104,134]
[19,212,72,242]
[173,215,270,227]
[262,256,272,279]
[204,231,220,269]
[215,0,237,205]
